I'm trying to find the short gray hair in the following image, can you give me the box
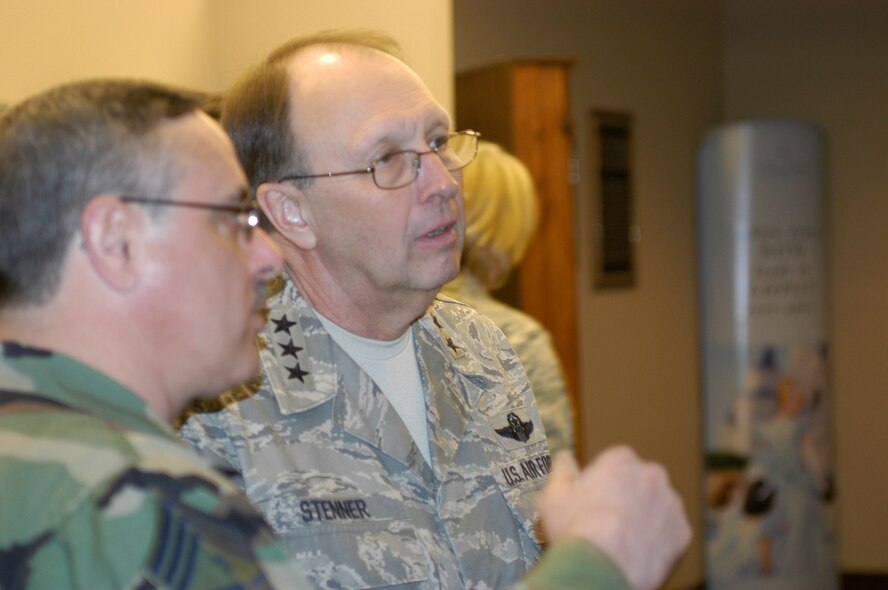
[0,79,203,306]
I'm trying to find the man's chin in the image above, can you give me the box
[236,354,262,385]
[426,256,461,290]
[216,351,262,394]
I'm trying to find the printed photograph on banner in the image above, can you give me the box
[704,343,837,590]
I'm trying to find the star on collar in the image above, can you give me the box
[278,339,303,358]
[431,313,463,357]
[272,314,297,334]
[286,362,310,383]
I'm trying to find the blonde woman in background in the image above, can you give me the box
[442,140,575,453]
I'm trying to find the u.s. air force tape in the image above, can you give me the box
[497,454,553,488]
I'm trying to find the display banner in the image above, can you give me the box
[697,120,837,589]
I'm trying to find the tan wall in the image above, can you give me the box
[0,0,453,114]
[723,0,888,572]
[0,0,216,102]
[455,1,723,587]
[210,0,453,113]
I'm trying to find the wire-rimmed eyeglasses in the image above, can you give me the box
[119,196,260,241]
[275,130,481,190]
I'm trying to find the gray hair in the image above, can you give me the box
[0,79,203,306]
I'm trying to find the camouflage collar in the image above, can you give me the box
[0,341,174,438]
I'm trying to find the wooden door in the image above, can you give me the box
[456,59,584,459]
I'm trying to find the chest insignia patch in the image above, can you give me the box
[489,407,544,450]
[495,411,535,442]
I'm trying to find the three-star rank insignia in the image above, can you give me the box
[270,314,311,383]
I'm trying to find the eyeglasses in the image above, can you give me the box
[276,130,481,190]
[119,196,260,241]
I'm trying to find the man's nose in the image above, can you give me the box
[248,228,284,281]
[416,151,459,202]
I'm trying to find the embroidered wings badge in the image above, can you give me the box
[495,411,535,443]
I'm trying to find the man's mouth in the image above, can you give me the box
[422,220,457,239]
[251,281,269,314]
[425,224,451,238]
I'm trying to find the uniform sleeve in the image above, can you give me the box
[515,538,631,590]
[517,327,575,454]
[20,463,311,589]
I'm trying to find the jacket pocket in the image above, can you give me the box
[258,496,429,589]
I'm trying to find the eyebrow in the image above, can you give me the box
[351,128,411,160]
[351,115,452,160]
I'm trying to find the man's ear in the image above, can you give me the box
[257,182,317,250]
[79,195,142,292]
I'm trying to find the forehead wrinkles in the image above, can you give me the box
[349,105,450,160]
[345,77,451,163]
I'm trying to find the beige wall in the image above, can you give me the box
[723,0,888,572]
[455,1,723,587]
[0,0,216,102]
[210,0,453,113]
[0,0,453,114]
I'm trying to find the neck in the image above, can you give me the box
[0,299,178,421]
[283,263,437,341]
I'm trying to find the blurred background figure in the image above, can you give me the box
[442,140,575,453]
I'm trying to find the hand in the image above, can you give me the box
[536,446,692,590]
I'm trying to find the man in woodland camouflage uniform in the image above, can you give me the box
[181,30,691,590]
[0,79,308,588]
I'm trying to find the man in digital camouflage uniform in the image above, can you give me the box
[181,30,691,590]
[0,79,308,588]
